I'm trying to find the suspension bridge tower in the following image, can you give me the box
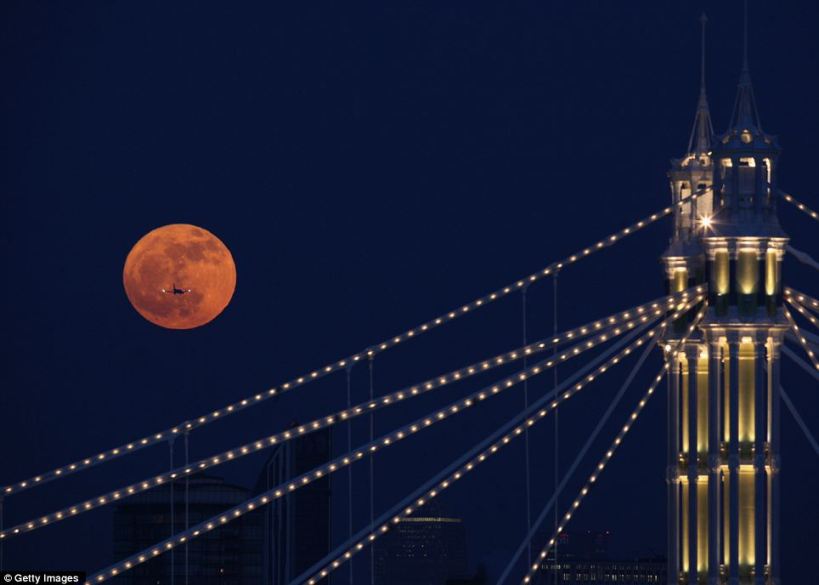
[663,15,788,585]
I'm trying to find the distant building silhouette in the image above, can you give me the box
[375,502,468,585]
[541,557,665,584]
[112,475,263,585]
[255,425,332,585]
[538,530,665,585]
[555,529,612,559]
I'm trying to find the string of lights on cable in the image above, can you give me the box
[518,309,705,584]
[785,287,819,312]
[0,293,702,540]
[0,307,663,538]
[783,308,819,370]
[3,189,709,500]
[780,191,819,222]
[287,304,707,585]
[785,295,819,329]
[81,298,704,585]
[1,284,704,498]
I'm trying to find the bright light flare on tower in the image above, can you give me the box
[699,215,713,230]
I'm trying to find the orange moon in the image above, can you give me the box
[123,224,236,329]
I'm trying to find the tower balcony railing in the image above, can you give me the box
[717,441,763,465]
[676,451,711,472]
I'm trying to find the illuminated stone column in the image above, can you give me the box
[707,339,722,585]
[753,339,767,585]
[736,246,761,316]
[686,346,700,584]
[769,342,782,585]
[669,352,682,585]
[727,336,740,585]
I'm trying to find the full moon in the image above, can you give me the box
[123,224,237,329]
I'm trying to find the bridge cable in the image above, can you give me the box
[498,315,666,584]
[783,308,819,370]
[0,190,711,499]
[1,295,697,541]
[524,368,668,585]
[1,293,700,541]
[789,327,819,350]
[368,355,375,585]
[85,304,699,585]
[346,365,355,585]
[521,285,532,569]
[784,300,819,356]
[287,303,705,585]
[169,439,175,585]
[284,306,699,585]
[183,432,189,585]
[780,386,819,457]
[518,309,705,585]
[785,287,819,314]
[553,270,559,574]
[0,309,662,540]
[779,191,819,222]
[786,296,819,330]
[787,245,819,273]
[781,346,819,383]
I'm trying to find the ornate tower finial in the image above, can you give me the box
[687,12,713,155]
[742,0,749,74]
[730,0,762,130]
[700,12,708,92]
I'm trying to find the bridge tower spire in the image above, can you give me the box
[689,12,715,157]
[666,5,788,585]
[664,12,714,267]
[663,15,714,585]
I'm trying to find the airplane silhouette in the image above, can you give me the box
[161,283,191,295]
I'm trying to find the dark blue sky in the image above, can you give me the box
[1,1,817,583]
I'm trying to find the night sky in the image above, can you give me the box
[1,1,817,583]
